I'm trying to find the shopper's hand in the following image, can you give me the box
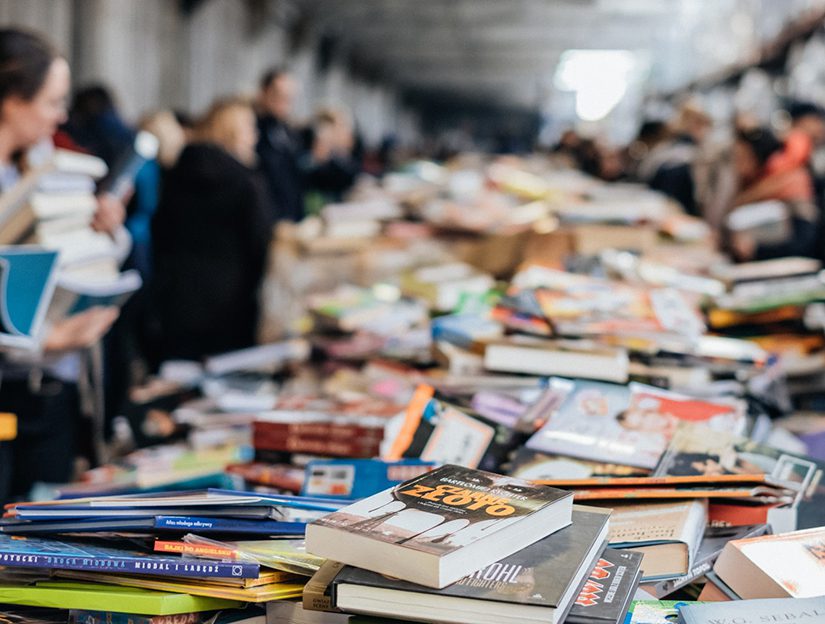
[730,231,757,262]
[43,307,119,353]
[91,192,126,236]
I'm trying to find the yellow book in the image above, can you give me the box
[0,413,16,441]
[56,570,304,602]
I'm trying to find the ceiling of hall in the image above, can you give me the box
[292,0,825,110]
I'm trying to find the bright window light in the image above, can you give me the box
[554,50,638,122]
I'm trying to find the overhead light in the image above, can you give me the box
[554,50,638,122]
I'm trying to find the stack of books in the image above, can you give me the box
[300,464,642,624]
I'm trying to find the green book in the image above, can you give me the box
[0,580,242,615]
[626,600,695,623]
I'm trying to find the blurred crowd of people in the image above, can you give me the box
[551,99,825,263]
[0,28,373,500]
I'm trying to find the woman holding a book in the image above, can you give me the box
[0,28,122,502]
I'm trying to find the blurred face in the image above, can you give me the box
[620,408,674,434]
[230,107,258,166]
[1,57,69,150]
[262,74,297,120]
[797,115,825,146]
[733,139,760,184]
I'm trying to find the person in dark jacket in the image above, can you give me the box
[255,67,305,222]
[152,98,273,361]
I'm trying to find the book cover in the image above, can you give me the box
[69,610,205,624]
[54,570,304,603]
[0,246,59,349]
[332,507,609,609]
[0,534,259,578]
[527,382,745,471]
[566,548,643,624]
[0,580,239,615]
[625,600,693,623]
[654,424,825,529]
[526,380,646,467]
[715,527,825,598]
[680,597,825,624]
[309,464,570,558]
[644,523,770,598]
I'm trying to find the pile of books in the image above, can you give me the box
[6,154,825,621]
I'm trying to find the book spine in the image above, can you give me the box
[69,611,202,624]
[154,515,306,536]
[153,540,237,559]
[253,422,384,439]
[253,436,381,457]
[0,548,258,579]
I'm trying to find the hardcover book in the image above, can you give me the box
[329,507,609,624]
[305,464,573,588]
[606,499,707,581]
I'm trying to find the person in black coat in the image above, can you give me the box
[255,67,305,223]
[152,98,273,362]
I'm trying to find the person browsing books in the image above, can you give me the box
[151,98,273,362]
[0,28,121,503]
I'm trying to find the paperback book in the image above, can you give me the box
[328,507,610,624]
[305,464,573,588]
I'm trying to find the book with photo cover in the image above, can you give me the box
[526,381,745,471]
[654,423,825,530]
[329,507,609,624]
[305,464,573,588]
[566,548,643,624]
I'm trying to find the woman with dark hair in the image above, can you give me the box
[728,126,819,261]
[0,28,120,502]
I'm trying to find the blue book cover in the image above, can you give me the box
[0,246,59,349]
[0,533,259,579]
[153,516,306,536]
[680,597,825,624]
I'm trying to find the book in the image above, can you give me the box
[512,454,651,483]
[301,459,434,500]
[679,597,825,624]
[642,523,770,598]
[69,611,207,624]
[0,246,59,349]
[305,464,574,588]
[29,190,97,220]
[526,380,655,468]
[0,533,260,578]
[713,526,825,599]
[53,569,304,603]
[625,600,693,623]
[566,548,643,624]
[483,337,630,383]
[654,424,825,530]
[328,507,609,624]
[48,268,142,318]
[606,499,707,581]
[0,580,239,615]
[711,256,821,285]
